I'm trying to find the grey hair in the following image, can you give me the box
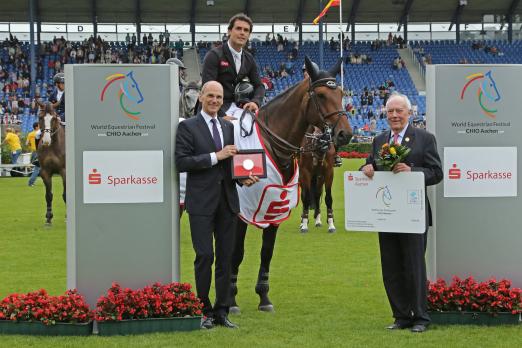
[385,92,412,111]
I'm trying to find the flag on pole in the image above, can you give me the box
[313,0,341,25]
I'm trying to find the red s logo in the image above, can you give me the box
[448,163,461,180]
[89,169,102,184]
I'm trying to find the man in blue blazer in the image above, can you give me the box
[175,81,257,329]
[361,93,443,333]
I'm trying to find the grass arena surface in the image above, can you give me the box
[0,159,520,347]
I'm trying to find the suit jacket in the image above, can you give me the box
[201,43,265,116]
[363,125,443,227]
[175,113,239,215]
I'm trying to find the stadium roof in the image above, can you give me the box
[0,0,520,25]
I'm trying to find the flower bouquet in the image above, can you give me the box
[376,143,411,171]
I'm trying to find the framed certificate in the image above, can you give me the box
[232,150,267,179]
[344,171,426,234]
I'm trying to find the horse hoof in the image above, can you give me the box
[229,306,241,315]
[315,222,322,227]
[300,228,308,233]
[258,304,275,312]
[328,227,336,233]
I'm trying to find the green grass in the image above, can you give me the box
[0,159,520,347]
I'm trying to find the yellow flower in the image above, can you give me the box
[389,147,397,156]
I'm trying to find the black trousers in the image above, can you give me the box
[378,229,430,326]
[188,188,237,318]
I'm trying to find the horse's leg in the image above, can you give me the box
[229,219,248,314]
[40,170,53,224]
[314,174,324,228]
[256,225,278,312]
[300,186,310,233]
[325,166,335,233]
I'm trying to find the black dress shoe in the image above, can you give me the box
[410,324,428,333]
[200,316,214,329]
[214,315,239,329]
[386,322,412,330]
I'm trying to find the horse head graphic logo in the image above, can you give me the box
[100,71,144,120]
[460,70,501,119]
[376,185,392,207]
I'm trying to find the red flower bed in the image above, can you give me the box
[0,289,92,325]
[95,282,203,321]
[338,151,369,159]
[428,276,522,314]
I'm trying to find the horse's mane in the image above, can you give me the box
[260,80,305,112]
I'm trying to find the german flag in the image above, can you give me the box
[312,0,341,24]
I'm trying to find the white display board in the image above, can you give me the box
[344,171,426,233]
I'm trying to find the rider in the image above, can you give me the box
[302,63,343,167]
[201,13,264,118]
[49,72,66,125]
[166,57,188,91]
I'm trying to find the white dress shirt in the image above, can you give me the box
[201,110,223,166]
[227,40,242,74]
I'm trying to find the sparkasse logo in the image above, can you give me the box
[448,163,461,180]
[89,169,102,184]
[87,169,159,187]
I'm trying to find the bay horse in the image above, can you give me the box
[230,57,352,313]
[299,127,337,233]
[37,102,66,224]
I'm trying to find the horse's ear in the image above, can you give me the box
[305,56,319,81]
[328,58,342,77]
[197,80,202,89]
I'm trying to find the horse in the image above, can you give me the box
[180,80,201,118]
[460,70,501,119]
[36,102,66,224]
[100,71,145,120]
[229,56,352,313]
[298,126,337,233]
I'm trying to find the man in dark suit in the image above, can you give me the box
[361,93,442,333]
[175,81,257,329]
[201,13,264,117]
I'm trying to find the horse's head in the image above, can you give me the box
[481,70,501,102]
[38,102,60,146]
[182,81,201,117]
[304,56,352,147]
[121,71,144,104]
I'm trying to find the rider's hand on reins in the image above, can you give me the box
[242,102,259,113]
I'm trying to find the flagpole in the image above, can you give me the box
[339,0,344,91]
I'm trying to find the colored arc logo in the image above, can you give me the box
[376,186,392,207]
[460,70,501,119]
[100,71,144,120]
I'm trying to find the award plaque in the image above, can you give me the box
[232,150,267,179]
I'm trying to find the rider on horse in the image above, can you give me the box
[35,73,65,150]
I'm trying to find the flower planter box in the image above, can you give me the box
[429,311,521,326]
[96,316,202,336]
[0,320,93,336]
